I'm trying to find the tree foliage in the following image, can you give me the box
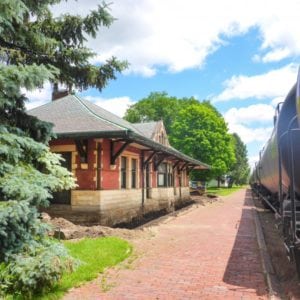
[124,92,198,133]
[0,0,125,297]
[170,102,236,181]
[228,133,250,186]
[124,93,236,181]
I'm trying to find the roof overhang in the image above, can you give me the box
[55,129,210,170]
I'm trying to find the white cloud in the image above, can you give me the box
[50,0,300,77]
[224,104,274,144]
[260,48,291,63]
[23,82,52,110]
[83,96,135,117]
[258,5,300,62]
[224,104,274,125]
[227,122,273,144]
[248,155,259,170]
[22,81,135,116]
[83,0,227,76]
[253,49,292,63]
[214,64,298,102]
[270,96,284,107]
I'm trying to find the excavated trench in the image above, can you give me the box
[115,199,196,229]
[44,195,217,240]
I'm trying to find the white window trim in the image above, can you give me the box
[119,154,139,189]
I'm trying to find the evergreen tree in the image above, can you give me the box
[0,0,126,297]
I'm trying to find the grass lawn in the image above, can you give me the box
[206,185,247,196]
[40,236,132,299]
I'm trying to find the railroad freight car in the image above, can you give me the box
[251,68,300,275]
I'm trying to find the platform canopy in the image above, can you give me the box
[29,94,210,170]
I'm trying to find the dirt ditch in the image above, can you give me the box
[253,194,300,299]
[42,194,219,241]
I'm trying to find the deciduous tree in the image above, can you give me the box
[170,102,236,183]
[124,93,236,182]
[124,92,198,133]
[228,133,250,186]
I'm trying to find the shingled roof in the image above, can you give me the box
[29,94,143,135]
[133,122,158,139]
[28,94,210,169]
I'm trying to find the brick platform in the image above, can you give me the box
[64,189,268,299]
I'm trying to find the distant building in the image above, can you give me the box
[29,92,209,226]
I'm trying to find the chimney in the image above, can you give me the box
[52,83,69,101]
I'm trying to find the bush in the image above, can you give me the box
[0,242,74,299]
[0,131,76,298]
[0,200,76,299]
[0,201,48,261]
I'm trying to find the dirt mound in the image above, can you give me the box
[41,195,219,241]
[41,213,152,240]
[191,194,221,205]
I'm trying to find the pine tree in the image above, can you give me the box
[0,0,127,297]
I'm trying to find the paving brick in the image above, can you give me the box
[64,189,268,299]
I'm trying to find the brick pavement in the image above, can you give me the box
[64,189,268,299]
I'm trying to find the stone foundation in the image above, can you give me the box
[45,187,191,226]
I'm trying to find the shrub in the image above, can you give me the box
[0,242,74,299]
[0,201,48,261]
[0,129,76,298]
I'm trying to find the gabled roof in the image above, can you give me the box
[133,121,158,139]
[29,94,143,135]
[28,94,210,169]
[134,120,170,147]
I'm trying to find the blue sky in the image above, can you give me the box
[26,0,300,168]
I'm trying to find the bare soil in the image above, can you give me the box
[253,194,300,299]
[42,193,220,241]
[42,214,153,240]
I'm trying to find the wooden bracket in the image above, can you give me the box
[110,140,131,165]
[142,151,158,168]
[75,139,88,163]
[172,160,181,170]
[179,162,189,171]
[153,154,167,171]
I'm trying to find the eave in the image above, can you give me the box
[55,129,210,170]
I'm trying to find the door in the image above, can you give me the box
[52,152,72,204]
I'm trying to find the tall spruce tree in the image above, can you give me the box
[0,0,127,297]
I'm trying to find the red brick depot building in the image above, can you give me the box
[29,93,209,226]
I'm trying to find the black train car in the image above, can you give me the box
[251,68,300,275]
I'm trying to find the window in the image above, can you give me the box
[167,164,173,187]
[121,156,127,188]
[159,133,165,145]
[157,163,167,187]
[131,158,137,188]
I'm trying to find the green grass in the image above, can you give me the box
[206,185,247,196]
[40,236,132,299]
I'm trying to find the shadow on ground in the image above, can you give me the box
[223,189,268,297]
